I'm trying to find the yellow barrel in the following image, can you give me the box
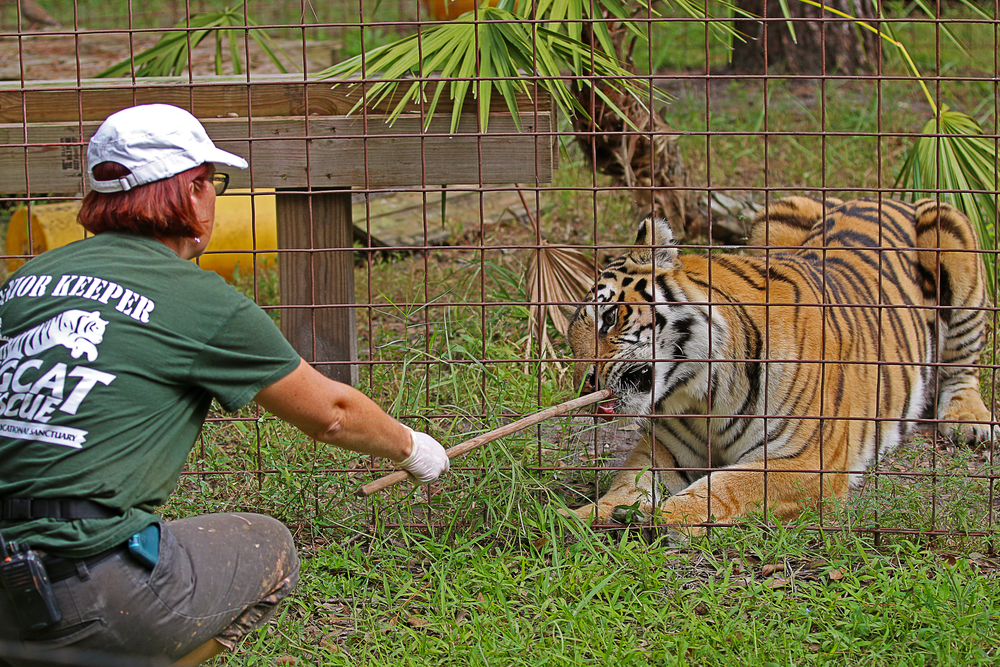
[4,190,278,280]
[5,202,83,273]
[197,190,278,279]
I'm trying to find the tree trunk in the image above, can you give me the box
[571,20,699,239]
[731,0,880,74]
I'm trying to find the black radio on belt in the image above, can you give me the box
[0,531,62,636]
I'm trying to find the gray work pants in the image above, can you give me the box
[0,513,300,666]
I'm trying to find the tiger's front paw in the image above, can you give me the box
[938,393,995,444]
[938,408,996,444]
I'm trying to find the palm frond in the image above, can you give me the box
[526,240,595,358]
[669,0,748,44]
[96,4,297,79]
[895,108,999,299]
[318,3,668,134]
[775,0,798,43]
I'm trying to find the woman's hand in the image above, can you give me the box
[399,429,450,484]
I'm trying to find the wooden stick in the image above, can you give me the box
[354,388,614,498]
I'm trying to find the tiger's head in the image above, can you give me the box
[566,217,722,422]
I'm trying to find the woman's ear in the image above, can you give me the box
[187,177,215,236]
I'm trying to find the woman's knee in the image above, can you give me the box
[165,513,300,590]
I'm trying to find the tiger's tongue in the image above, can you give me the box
[596,398,616,421]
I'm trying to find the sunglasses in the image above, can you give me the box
[209,173,230,196]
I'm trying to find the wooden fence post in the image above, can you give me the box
[275,188,358,385]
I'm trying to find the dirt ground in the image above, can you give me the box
[0,30,335,81]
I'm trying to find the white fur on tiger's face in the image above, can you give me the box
[563,197,994,533]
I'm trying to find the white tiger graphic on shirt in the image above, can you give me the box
[0,310,108,364]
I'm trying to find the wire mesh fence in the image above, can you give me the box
[0,0,997,549]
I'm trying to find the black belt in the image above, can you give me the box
[0,498,118,521]
[42,544,130,583]
[1,498,132,584]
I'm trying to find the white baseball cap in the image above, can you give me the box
[87,103,248,193]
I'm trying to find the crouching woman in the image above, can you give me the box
[0,104,449,666]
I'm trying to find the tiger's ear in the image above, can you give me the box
[633,217,679,267]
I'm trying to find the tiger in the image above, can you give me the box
[562,196,994,533]
[0,309,108,365]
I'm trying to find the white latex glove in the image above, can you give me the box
[399,428,450,484]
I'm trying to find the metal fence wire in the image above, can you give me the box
[0,0,997,546]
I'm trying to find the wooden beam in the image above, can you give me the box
[0,112,555,194]
[275,189,357,385]
[0,75,551,124]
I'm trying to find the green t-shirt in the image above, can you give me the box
[0,232,301,558]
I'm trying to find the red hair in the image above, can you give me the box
[78,162,213,237]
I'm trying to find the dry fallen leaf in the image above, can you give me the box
[525,238,595,357]
[827,569,844,581]
[765,577,790,589]
[762,563,785,577]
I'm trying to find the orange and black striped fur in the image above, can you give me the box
[564,197,993,532]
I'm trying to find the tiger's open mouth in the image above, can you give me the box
[596,397,616,421]
[581,378,618,421]
[599,362,653,422]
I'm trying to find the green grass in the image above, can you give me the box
[218,514,1000,665]
[661,77,940,196]
[32,0,419,41]
[170,378,1000,667]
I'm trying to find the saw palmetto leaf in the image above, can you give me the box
[318,2,668,134]
[96,3,296,78]
[670,0,746,44]
[533,0,648,75]
[896,108,999,298]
